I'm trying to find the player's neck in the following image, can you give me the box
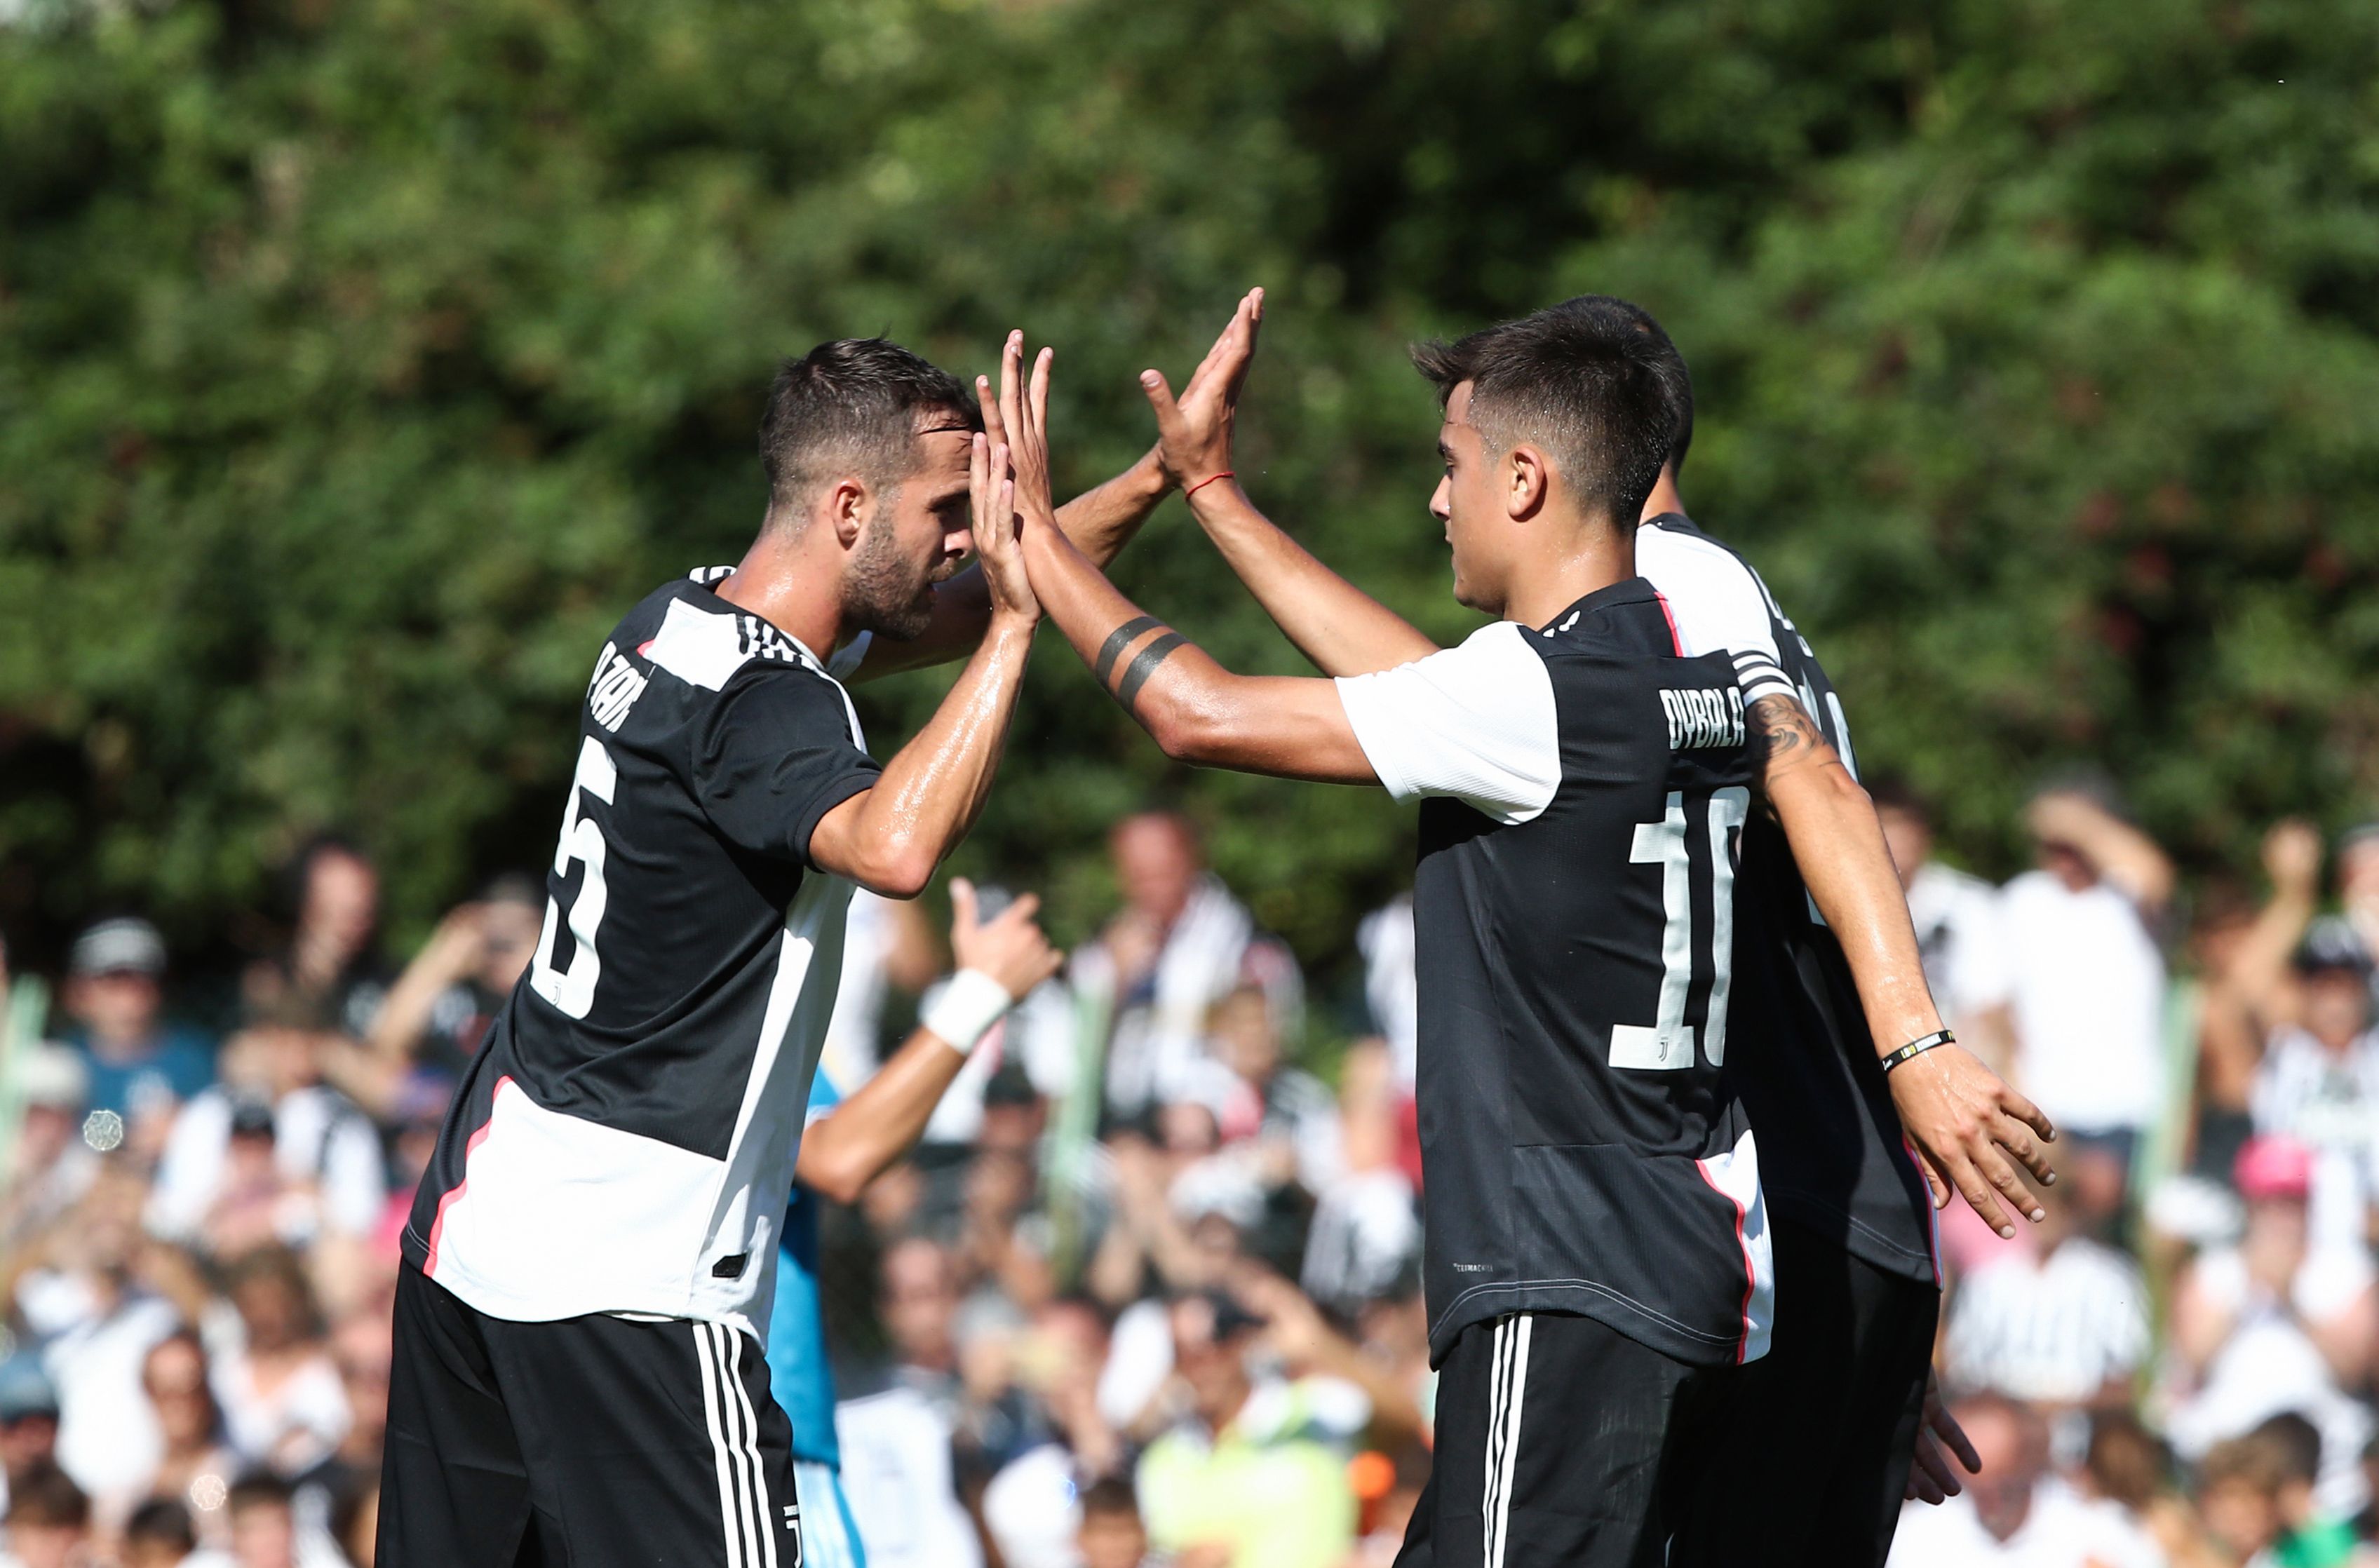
[1499,520,1636,629]
[715,527,847,659]
[1640,468,1686,522]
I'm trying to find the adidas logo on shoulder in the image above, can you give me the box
[1659,685,1745,751]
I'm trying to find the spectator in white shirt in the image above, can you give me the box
[1068,813,1293,1126]
[1944,1178,2150,1409]
[146,1022,386,1257]
[1887,1393,2164,1567]
[2000,779,2175,1176]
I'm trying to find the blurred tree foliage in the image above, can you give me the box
[4,0,2379,973]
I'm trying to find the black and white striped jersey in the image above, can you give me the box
[1334,579,1774,1370]
[402,568,880,1337]
[1637,513,1941,1287]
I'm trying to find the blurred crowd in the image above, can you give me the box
[15,780,2379,1567]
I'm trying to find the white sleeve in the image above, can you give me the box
[1634,527,1795,705]
[1332,622,1561,825]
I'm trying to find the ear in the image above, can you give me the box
[1505,443,1550,520]
[828,478,870,548]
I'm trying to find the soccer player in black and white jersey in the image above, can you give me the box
[376,320,1258,1568]
[1610,296,2061,1567]
[1002,311,1773,1564]
[1131,293,2061,1567]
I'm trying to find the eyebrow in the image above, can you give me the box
[1438,438,1457,462]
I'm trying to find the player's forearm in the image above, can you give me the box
[1770,759,1946,1053]
[1025,523,1373,780]
[823,618,1033,897]
[1060,446,1171,565]
[1187,481,1438,677]
[794,1026,969,1204]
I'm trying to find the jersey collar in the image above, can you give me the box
[678,567,833,671]
[1535,575,1663,637]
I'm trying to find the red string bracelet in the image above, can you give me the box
[1182,471,1235,499]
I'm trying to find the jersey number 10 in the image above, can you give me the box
[1611,785,1749,1072]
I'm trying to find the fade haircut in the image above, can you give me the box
[1568,295,1694,479]
[1410,297,1677,530]
[759,338,980,524]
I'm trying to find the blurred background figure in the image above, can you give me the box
[2002,779,2176,1189]
[1134,1292,1357,1568]
[1068,813,1293,1129]
[243,837,388,1043]
[60,917,216,1151]
[1872,777,2017,1073]
[1887,1393,2161,1565]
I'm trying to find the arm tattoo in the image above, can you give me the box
[1092,615,1163,687]
[1114,632,1187,710]
[1746,694,1826,771]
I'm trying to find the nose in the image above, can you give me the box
[1429,475,1452,521]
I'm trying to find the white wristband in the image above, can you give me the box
[920,968,1014,1057]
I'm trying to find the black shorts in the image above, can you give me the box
[1395,1311,1734,1568]
[380,1263,803,1568]
[1669,1217,1938,1568]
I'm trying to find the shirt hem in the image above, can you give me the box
[1426,1277,1754,1370]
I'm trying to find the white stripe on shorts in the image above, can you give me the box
[1482,1313,1532,1568]
[694,1322,748,1568]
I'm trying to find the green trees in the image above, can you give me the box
[4,0,2377,963]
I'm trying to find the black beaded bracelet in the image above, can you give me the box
[1880,1028,1957,1074]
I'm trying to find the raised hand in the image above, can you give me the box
[949,877,1063,1001]
[978,330,1057,528]
[1141,287,1265,492]
[967,430,1035,625]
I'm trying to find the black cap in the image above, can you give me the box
[228,1095,278,1138]
[2294,916,2373,978]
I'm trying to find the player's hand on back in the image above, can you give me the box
[1141,287,1264,492]
[949,876,1063,1001]
[1888,1042,2058,1240]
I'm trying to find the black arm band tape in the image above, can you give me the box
[1115,633,1189,709]
[1093,616,1164,689]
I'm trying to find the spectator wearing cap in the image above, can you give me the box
[2253,917,2379,1254]
[0,1048,97,1252]
[58,917,216,1133]
[2189,820,2324,1191]
[1135,1292,1357,1568]
[2000,778,2176,1180]
[144,1018,386,1258]
[2168,1138,2377,1516]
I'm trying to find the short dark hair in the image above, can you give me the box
[1410,298,1678,530]
[7,1462,88,1529]
[2249,1411,2324,1486]
[227,1471,295,1516]
[1568,295,1694,479]
[1079,1475,1140,1521]
[124,1499,198,1553]
[759,339,979,522]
